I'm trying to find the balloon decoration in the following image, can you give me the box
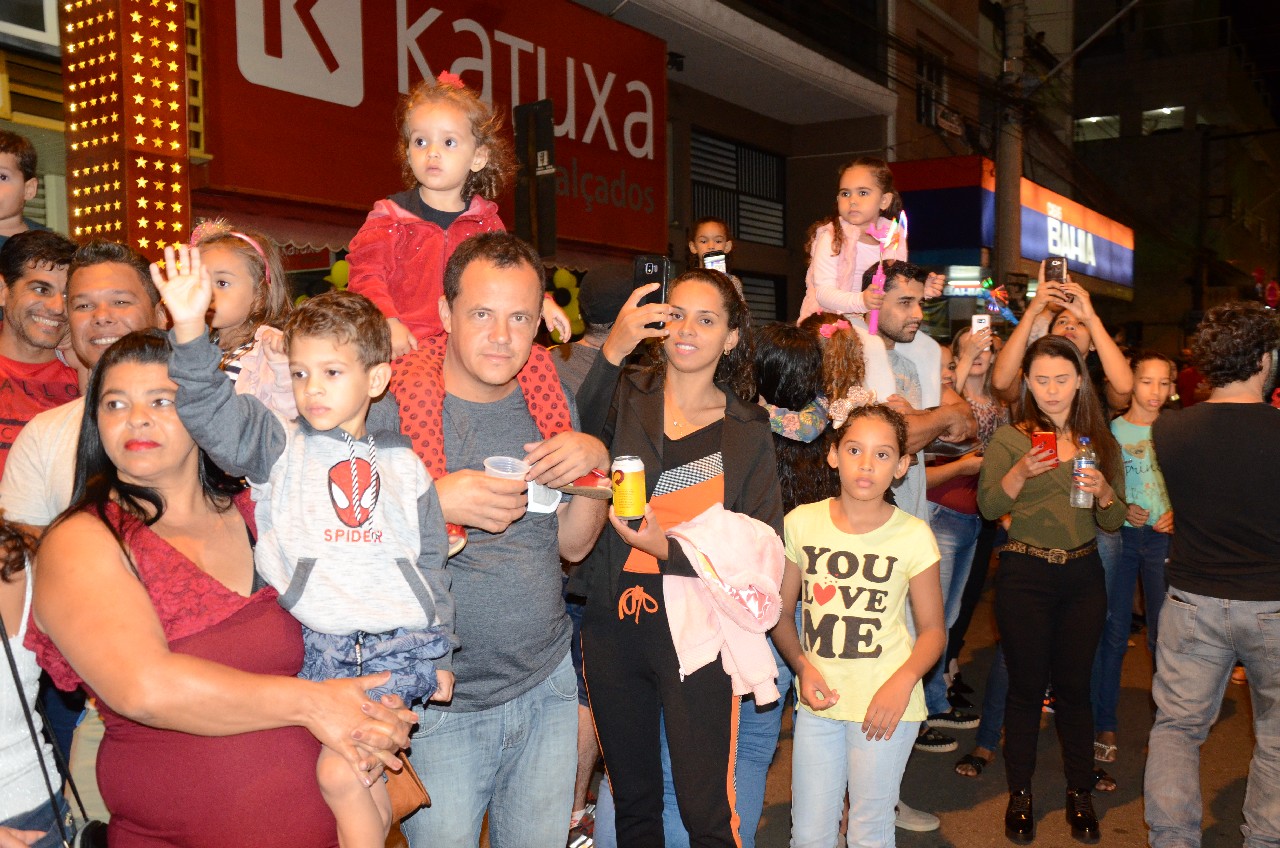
[548,266,585,342]
[979,277,1019,325]
[326,259,350,291]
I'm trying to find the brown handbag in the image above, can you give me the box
[386,752,430,821]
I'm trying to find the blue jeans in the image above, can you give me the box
[1145,589,1280,848]
[974,643,1009,752]
[924,503,982,715]
[1123,525,1170,657]
[402,653,578,848]
[1,795,74,848]
[791,709,919,848]
[1090,528,1125,733]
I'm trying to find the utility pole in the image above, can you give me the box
[996,0,1026,293]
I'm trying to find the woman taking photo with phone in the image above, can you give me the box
[571,269,783,848]
[978,334,1126,844]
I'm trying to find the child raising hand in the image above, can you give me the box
[154,245,457,848]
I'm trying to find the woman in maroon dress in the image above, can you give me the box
[26,331,415,848]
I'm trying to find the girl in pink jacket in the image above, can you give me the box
[347,72,568,358]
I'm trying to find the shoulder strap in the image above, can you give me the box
[0,605,74,846]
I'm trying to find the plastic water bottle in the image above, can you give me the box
[1071,437,1096,508]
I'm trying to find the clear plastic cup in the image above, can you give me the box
[484,456,559,514]
[483,456,528,479]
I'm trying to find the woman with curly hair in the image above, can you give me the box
[1144,301,1280,848]
[572,268,782,847]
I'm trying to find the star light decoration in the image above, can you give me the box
[62,0,190,261]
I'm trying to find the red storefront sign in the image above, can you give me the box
[197,0,667,252]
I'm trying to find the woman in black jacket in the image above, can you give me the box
[571,269,783,848]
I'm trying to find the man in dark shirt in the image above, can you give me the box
[1145,301,1280,848]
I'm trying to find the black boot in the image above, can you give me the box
[1066,788,1100,843]
[1005,789,1035,843]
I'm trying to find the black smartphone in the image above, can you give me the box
[632,254,671,328]
[1045,257,1067,283]
[701,250,728,274]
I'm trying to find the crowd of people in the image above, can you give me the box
[0,67,1277,848]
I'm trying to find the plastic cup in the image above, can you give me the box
[483,456,528,480]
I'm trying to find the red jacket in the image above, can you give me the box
[347,192,505,341]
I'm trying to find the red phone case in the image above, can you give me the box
[1031,431,1059,467]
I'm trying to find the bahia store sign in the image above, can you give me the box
[1019,181,1133,288]
[891,156,1133,290]
[199,0,668,251]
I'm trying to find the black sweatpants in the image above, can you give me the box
[994,548,1106,793]
[583,571,740,848]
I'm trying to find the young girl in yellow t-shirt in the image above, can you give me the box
[774,403,945,848]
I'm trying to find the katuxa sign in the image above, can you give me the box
[199,0,667,251]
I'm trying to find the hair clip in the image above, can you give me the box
[829,386,877,429]
[819,319,851,339]
[437,71,466,90]
[190,218,272,288]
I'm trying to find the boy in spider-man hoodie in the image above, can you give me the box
[157,245,454,845]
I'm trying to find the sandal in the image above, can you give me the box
[1092,768,1117,793]
[1093,741,1118,763]
[954,751,994,778]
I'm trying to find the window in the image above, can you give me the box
[690,131,786,247]
[1074,116,1121,142]
[1142,106,1184,135]
[916,51,946,127]
[737,273,787,323]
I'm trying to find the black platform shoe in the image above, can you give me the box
[1066,788,1101,843]
[1005,789,1035,843]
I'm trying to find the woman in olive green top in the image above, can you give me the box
[978,335,1125,845]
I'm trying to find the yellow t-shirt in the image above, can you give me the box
[783,501,940,723]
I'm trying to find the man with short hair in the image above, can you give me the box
[856,260,976,831]
[391,232,609,848]
[0,240,164,531]
[0,239,164,813]
[0,230,77,477]
[1145,301,1280,848]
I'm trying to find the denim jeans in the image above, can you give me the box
[791,709,919,848]
[1,795,74,848]
[1089,528,1125,733]
[1093,525,1171,733]
[1145,589,1280,848]
[974,643,1009,753]
[924,503,982,715]
[1123,525,1170,656]
[402,653,578,848]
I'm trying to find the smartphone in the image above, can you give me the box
[701,250,728,274]
[632,254,671,327]
[1045,257,1067,284]
[1031,431,1059,467]
[971,313,991,349]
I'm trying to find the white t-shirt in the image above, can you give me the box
[0,398,85,526]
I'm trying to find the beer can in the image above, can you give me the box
[611,456,647,520]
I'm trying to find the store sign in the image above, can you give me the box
[199,0,668,252]
[1020,183,1133,287]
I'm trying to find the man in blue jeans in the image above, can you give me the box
[1145,301,1280,848]
[394,234,610,848]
